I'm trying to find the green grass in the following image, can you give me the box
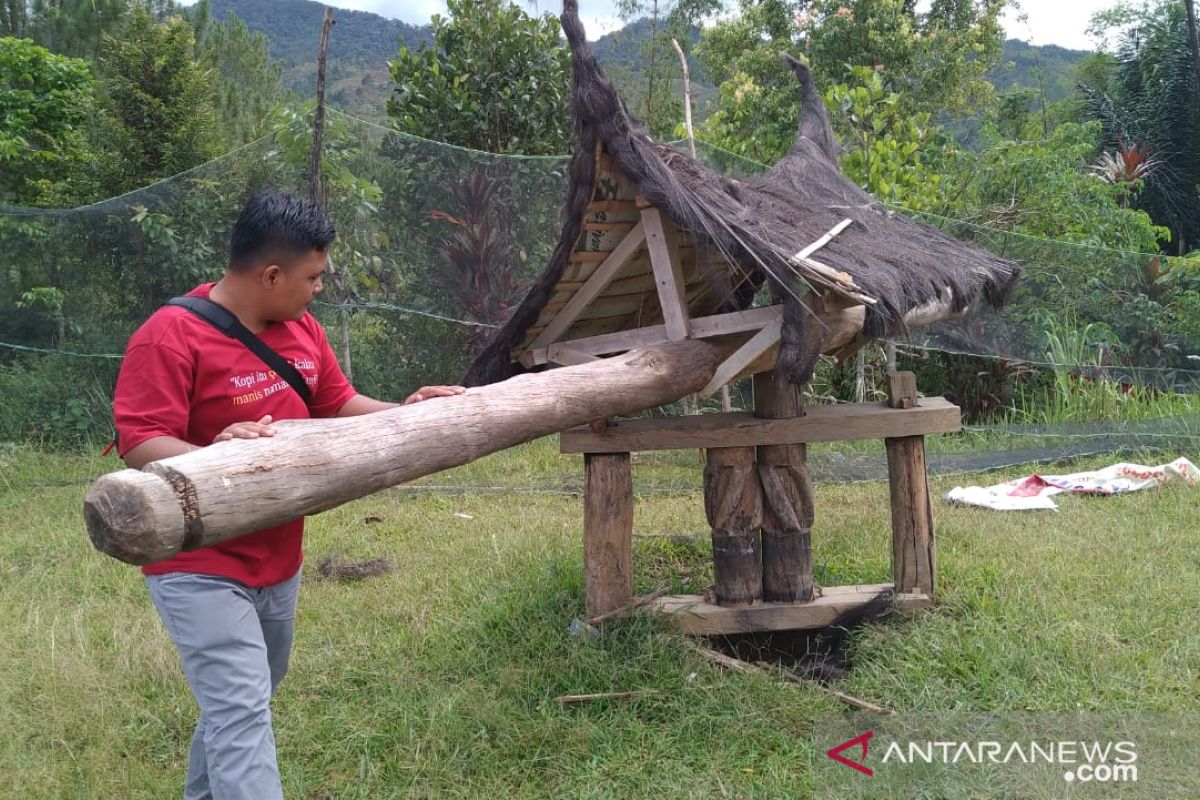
[1,439,1198,798]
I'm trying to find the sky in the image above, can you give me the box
[333,0,1116,51]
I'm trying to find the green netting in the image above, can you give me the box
[1,108,1196,474]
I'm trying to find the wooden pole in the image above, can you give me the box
[703,446,762,607]
[584,452,634,618]
[753,371,814,603]
[85,340,725,566]
[884,372,935,596]
[308,5,333,206]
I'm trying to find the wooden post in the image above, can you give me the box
[703,446,762,607]
[753,371,815,603]
[584,452,633,618]
[884,372,935,596]
[309,6,334,205]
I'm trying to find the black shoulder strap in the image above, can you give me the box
[167,296,313,405]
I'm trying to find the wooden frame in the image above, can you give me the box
[576,379,952,632]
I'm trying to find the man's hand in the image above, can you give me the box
[213,415,276,442]
[403,385,466,405]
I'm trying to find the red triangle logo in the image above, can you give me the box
[827,730,874,776]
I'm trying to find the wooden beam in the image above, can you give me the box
[698,320,782,398]
[641,208,690,340]
[546,345,601,366]
[529,222,647,349]
[524,305,785,367]
[559,397,961,453]
[650,584,931,635]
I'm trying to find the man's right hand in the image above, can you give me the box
[213,415,276,443]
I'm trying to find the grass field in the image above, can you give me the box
[1,438,1197,799]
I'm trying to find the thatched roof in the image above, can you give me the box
[464,0,1019,388]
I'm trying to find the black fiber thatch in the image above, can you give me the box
[464,0,1019,388]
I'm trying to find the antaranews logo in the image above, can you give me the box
[826,730,1138,785]
[827,731,874,777]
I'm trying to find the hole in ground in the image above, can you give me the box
[704,592,895,683]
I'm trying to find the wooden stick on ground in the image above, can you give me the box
[553,689,663,704]
[683,641,892,715]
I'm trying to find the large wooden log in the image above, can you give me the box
[85,340,724,566]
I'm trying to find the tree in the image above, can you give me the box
[195,8,287,149]
[387,0,571,155]
[696,0,1007,163]
[92,6,220,194]
[1,0,129,61]
[1083,0,1200,254]
[0,36,93,203]
[610,0,718,138]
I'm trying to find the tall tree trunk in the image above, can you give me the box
[1187,0,1200,102]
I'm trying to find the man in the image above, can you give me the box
[113,190,463,800]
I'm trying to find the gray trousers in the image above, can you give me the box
[147,570,300,800]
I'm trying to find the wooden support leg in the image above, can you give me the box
[753,372,815,603]
[584,452,634,618]
[885,435,935,596]
[704,446,763,607]
[885,372,935,597]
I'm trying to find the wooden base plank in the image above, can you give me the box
[649,583,932,635]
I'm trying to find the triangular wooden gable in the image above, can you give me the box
[512,150,868,397]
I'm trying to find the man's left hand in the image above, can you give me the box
[404,385,466,405]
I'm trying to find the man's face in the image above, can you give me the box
[268,248,327,321]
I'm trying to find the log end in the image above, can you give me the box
[84,470,186,566]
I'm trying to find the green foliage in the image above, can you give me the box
[0,355,118,445]
[697,0,1005,163]
[91,6,220,195]
[196,7,287,150]
[387,0,571,156]
[0,36,93,203]
[825,65,947,209]
[694,0,802,162]
[1,0,129,60]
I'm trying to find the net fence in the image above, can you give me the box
[1,107,1197,481]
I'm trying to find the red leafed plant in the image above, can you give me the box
[427,172,527,351]
[1090,136,1160,186]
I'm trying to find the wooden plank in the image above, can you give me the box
[649,584,932,635]
[704,447,762,607]
[754,371,814,604]
[559,397,962,453]
[547,344,600,366]
[530,222,647,349]
[584,452,634,618]
[524,305,785,366]
[698,320,782,398]
[641,208,691,340]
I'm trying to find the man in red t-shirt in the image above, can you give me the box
[114,191,463,800]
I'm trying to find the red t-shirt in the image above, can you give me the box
[113,282,357,586]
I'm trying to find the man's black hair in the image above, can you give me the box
[229,190,336,271]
